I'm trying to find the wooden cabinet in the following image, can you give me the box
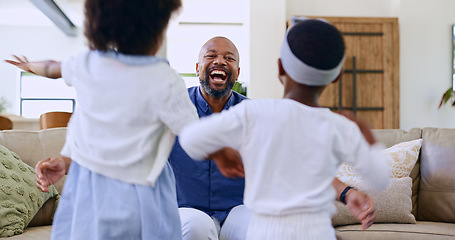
[290,17,399,129]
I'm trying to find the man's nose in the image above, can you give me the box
[213,55,226,65]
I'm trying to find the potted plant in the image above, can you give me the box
[439,87,455,108]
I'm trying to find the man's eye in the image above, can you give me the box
[205,55,216,58]
[226,57,235,61]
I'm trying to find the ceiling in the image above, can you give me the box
[0,0,83,28]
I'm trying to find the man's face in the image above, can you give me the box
[196,37,240,98]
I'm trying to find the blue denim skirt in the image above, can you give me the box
[51,161,182,240]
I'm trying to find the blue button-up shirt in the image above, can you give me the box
[169,86,248,223]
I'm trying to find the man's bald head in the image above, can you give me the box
[196,36,240,98]
[198,36,240,64]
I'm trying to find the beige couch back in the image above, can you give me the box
[0,128,67,193]
[418,128,455,223]
[372,127,455,224]
[372,128,422,217]
[0,128,67,227]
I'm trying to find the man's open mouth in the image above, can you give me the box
[209,69,228,82]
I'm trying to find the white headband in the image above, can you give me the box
[280,21,345,86]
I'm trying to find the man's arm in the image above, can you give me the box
[5,55,62,79]
[332,178,376,230]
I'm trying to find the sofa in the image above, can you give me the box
[334,127,455,240]
[0,128,66,240]
[0,127,454,239]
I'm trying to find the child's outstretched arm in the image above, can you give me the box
[337,110,375,145]
[35,156,72,192]
[5,55,62,79]
[179,103,247,179]
[208,147,244,179]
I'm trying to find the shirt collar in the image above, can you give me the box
[195,86,235,115]
[97,50,169,65]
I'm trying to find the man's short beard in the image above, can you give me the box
[199,77,235,98]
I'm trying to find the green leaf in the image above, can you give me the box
[439,87,455,109]
[443,88,453,103]
[232,82,247,96]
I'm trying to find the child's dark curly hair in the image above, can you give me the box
[84,0,181,55]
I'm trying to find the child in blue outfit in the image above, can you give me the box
[6,0,198,239]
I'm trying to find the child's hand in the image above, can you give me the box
[345,188,376,230]
[35,156,69,192]
[5,55,62,79]
[208,147,244,179]
[337,110,376,145]
[5,55,36,74]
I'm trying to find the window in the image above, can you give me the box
[19,72,76,118]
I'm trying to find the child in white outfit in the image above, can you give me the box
[6,0,198,239]
[179,19,390,240]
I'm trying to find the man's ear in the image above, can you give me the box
[196,62,200,76]
[236,67,240,81]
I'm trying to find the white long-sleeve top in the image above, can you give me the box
[60,50,198,186]
[179,99,389,216]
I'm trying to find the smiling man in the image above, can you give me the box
[168,36,249,240]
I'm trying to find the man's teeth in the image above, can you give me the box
[210,70,226,82]
[211,70,226,76]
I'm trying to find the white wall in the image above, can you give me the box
[247,0,286,99]
[287,0,399,17]
[0,0,86,115]
[399,0,455,130]
[274,0,455,130]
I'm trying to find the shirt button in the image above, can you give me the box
[211,168,216,172]
[212,192,216,196]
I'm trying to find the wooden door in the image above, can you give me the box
[290,17,399,129]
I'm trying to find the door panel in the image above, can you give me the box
[290,17,399,129]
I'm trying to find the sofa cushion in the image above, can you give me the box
[372,128,422,218]
[336,221,455,240]
[334,138,422,227]
[418,128,455,223]
[2,225,52,240]
[336,139,422,185]
[0,128,67,193]
[372,128,422,148]
[0,144,59,237]
[0,128,67,227]
[332,177,415,226]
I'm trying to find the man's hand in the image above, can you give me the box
[35,156,71,192]
[208,147,244,179]
[345,188,376,230]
